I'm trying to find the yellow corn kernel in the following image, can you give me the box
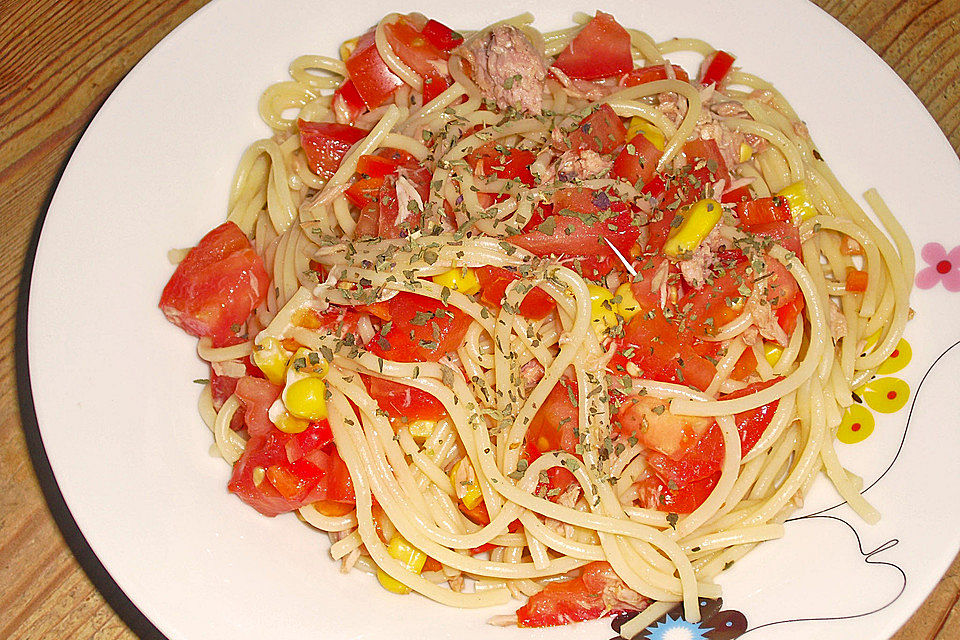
[663,198,723,258]
[432,267,480,295]
[777,181,818,221]
[284,377,328,420]
[763,342,783,367]
[275,411,310,434]
[288,347,329,378]
[614,283,641,320]
[626,117,665,151]
[388,534,427,573]
[376,569,410,594]
[339,37,358,62]
[739,142,753,163]
[450,459,483,510]
[406,419,436,443]
[252,466,266,487]
[252,338,291,386]
[587,284,618,334]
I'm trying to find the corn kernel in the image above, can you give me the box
[614,283,641,320]
[339,37,358,62]
[450,459,483,509]
[252,466,266,487]
[587,284,617,334]
[431,267,480,295]
[739,142,753,163]
[376,569,411,594]
[284,377,328,420]
[406,419,436,443]
[275,411,310,434]
[663,198,723,258]
[252,338,292,386]
[288,347,329,378]
[777,181,818,221]
[763,342,783,367]
[388,533,427,573]
[626,117,666,151]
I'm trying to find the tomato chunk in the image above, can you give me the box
[560,104,627,155]
[622,64,690,86]
[612,132,663,187]
[364,375,447,421]
[517,562,641,627]
[346,30,405,109]
[366,292,472,362]
[421,19,463,51]
[699,50,736,87]
[554,12,633,80]
[298,120,367,178]
[159,222,269,345]
[475,266,557,320]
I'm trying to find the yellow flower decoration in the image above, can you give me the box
[839,338,912,444]
[837,404,875,444]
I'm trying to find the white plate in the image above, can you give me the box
[26,1,960,639]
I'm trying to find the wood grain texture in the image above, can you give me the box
[0,1,957,638]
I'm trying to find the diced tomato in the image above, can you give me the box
[721,183,753,204]
[746,220,802,257]
[159,222,269,345]
[475,265,557,320]
[724,378,781,455]
[676,254,751,336]
[737,196,791,227]
[683,137,729,177]
[532,466,578,501]
[466,142,537,186]
[508,191,640,259]
[610,310,717,392]
[526,377,580,456]
[421,69,449,103]
[560,104,627,155]
[517,561,640,627]
[356,153,403,178]
[554,12,633,80]
[234,376,282,437]
[776,292,805,335]
[621,64,690,86]
[298,120,367,179]
[731,347,758,381]
[346,30,405,109]
[332,79,366,124]
[374,166,432,238]
[846,268,869,292]
[635,472,719,514]
[699,50,736,87]
[612,133,663,187]
[366,292,472,362]
[344,176,385,208]
[228,419,352,517]
[364,375,447,421]
[384,19,448,78]
[840,236,864,255]
[421,18,463,51]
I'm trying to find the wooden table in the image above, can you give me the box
[1,1,958,637]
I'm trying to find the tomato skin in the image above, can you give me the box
[344,176,385,208]
[747,220,802,257]
[346,30,405,109]
[554,12,633,80]
[516,561,638,627]
[474,265,557,320]
[621,64,690,86]
[421,19,463,51]
[298,119,367,178]
[159,222,269,345]
[561,104,627,155]
[612,132,663,187]
[366,292,472,362]
[699,50,736,87]
[364,375,447,421]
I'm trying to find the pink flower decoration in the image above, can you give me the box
[916,242,960,291]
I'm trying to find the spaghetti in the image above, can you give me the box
[159,10,913,631]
